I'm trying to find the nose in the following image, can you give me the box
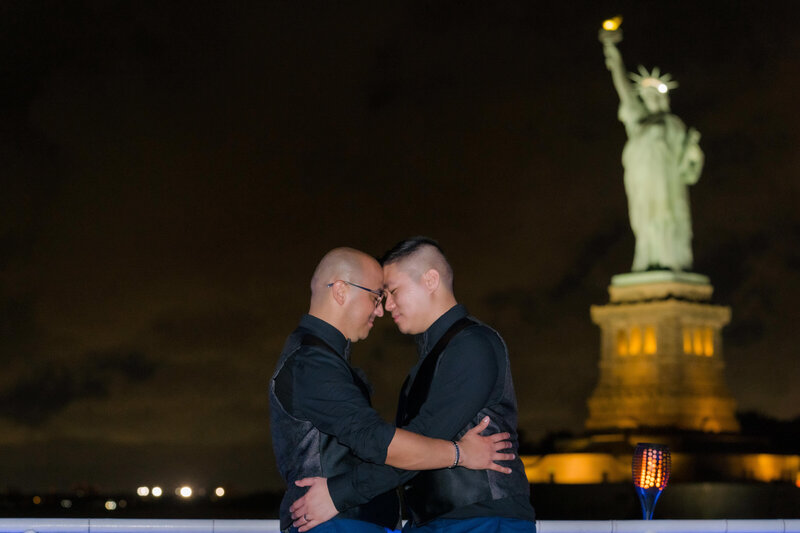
[384,293,395,312]
[374,301,384,317]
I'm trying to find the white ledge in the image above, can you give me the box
[0,519,799,533]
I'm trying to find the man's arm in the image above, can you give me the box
[289,329,509,531]
[289,347,511,470]
[290,416,509,532]
[389,417,512,471]
[287,350,394,463]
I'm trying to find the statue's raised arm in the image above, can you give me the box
[603,40,636,106]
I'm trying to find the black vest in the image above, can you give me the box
[396,317,531,525]
[270,329,398,531]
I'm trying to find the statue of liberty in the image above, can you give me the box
[601,23,704,272]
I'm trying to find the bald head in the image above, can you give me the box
[308,247,385,341]
[311,247,378,297]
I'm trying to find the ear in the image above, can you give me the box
[422,269,440,293]
[331,281,347,306]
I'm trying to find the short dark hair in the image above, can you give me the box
[381,236,455,291]
[380,236,445,266]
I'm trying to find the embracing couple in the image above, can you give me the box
[270,237,535,533]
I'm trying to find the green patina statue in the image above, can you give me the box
[601,24,704,272]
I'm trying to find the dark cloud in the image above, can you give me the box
[547,219,630,299]
[87,350,157,383]
[151,308,263,353]
[0,296,38,360]
[698,225,800,348]
[0,350,155,426]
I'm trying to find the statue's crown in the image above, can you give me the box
[629,65,678,94]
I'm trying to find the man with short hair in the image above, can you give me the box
[292,239,536,532]
[270,247,514,533]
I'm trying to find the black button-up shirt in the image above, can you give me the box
[273,314,396,508]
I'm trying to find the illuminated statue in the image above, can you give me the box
[600,21,704,272]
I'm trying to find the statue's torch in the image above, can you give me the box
[599,16,623,44]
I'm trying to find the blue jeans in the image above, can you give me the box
[402,517,536,533]
[288,518,396,533]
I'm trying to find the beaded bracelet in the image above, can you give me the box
[449,441,460,469]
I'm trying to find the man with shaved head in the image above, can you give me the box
[291,239,536,532]
[270,247,514,533]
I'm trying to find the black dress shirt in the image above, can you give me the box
[273,314,396,508]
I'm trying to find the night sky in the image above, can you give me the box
[2,1,799,493]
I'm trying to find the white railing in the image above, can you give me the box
[1,520,800,533]
[0,520,274,533]
[537,521,800,533]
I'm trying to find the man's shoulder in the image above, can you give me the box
[278,328,348,372]
[294,336,346,364]
[448,318,506,356]
[461,317,504,342]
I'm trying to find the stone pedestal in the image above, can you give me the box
[586,272,739,433]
